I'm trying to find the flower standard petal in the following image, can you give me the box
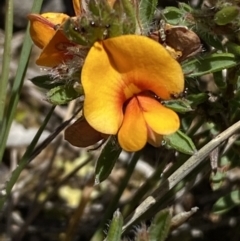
[137,95,180,135]
[118,97,147,152]
[82,41,126,134]
[101,35,184,99]
[28,13,69,49]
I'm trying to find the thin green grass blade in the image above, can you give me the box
[123,120,240,232]
[0,0,44,163]
[0,105,55,211]
[91,151,141,241]
[0,0,13,121]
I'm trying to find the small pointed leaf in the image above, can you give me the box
[162,7,183,25]
[214,6,239,26]
[47,85,81,105]
[163,130,197,155]
[95,136,122,184]
[187,93,208,107]
[88,0,111,18]
[163,99,193,113]
[212,190,240,214]
[113,0,136,34]
[183,53,238,77]
[226,41,240,57]
[198,32,223,50]
[149,209,171,241]
[63,16,88,46]
[210,169,226,191]
[178,2,193,13]
[213,71,226,90]
[139,0,158,32]
[104,209,123,241]
[30,75,64,90]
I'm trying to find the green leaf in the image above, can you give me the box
[226,41,240,57]
[178,2,193,13]
[95,136,122,184]
[139,0,158,31]
[114,0,136,34]
[212,189,240,214]
[30,75,64,90]
[213,71,226,90]
[63,17,89,46]
[163,130,197,155]
[88,0,111,18]
[162,7,183,25]
[105,209,123,241]
[183,53,239,77]
[187,93,208,107]
[214,6,239,26]
[64,16,110,46]
[109,2,124,37]
[163,99,193,113]
[149,209,171,241]
[198,32,223,50]
[46,85,81,105]
[210,169,226,191]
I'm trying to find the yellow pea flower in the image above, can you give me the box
[27,0,83,67]
[80,35,184,152]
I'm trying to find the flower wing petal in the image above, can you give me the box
[28,13,69,49]
[102,35,184,99]
[118,97,147,151]
[82,41,124,134]
[138,95,180,135]
[36,30,74,67]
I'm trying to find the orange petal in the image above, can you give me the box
[101,35,184,99]
[82,35,183,136]
[36,29,74,67]
[73,0,82,15]
[107,0,116,7]
[82,42,125,134]
[41,13,69,25]
[137,95,180,135]
[28,13,69,49]
[118,97,147,152]
[64,118,104,147]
